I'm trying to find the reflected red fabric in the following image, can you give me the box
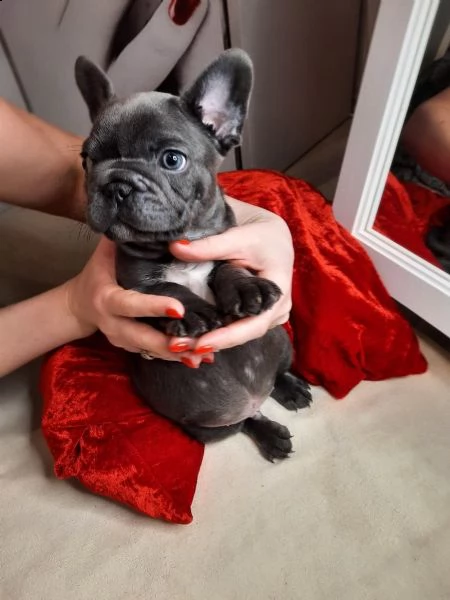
[374,173,450,268]
[40,169,427,523]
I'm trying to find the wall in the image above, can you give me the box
[1,0,362,173]
[0,35,26,110]
[354,0,380,98]
[227,0,361,170]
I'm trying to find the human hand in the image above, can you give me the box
[67,197,294,367]
[66,237,209,365]
[169,196,294,353]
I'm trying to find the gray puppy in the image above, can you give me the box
[74,49,312,461]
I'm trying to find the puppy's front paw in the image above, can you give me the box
[165,303,223,337]
[219,276,281,318]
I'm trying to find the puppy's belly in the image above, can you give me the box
[199,362,273,426]
[164,260,215,303]
[202,395,267,427]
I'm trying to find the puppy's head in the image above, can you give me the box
[75,49,253,246]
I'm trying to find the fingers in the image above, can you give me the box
[106,318,173,356]
[106,320,211,367]
[167,336,214,367]
[192,313,272,352]
[105,288,185,319]
[169,228,249,263]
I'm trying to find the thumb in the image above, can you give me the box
[169,228,248,263]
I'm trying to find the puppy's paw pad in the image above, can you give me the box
[220,276,282,318]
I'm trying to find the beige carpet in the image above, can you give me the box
[1,207,450,600]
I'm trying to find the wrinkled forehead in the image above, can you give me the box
[85,92,203,159]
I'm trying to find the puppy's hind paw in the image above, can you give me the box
[243,415,293,462]
[272,371,312,411]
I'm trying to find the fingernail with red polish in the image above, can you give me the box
[166,308,183,318]
[181,357,198,369]
[202,356,215,364]
[176,239,190,245]
[169,0,200,26]
[194,345,214,355]
[169,342,190,353]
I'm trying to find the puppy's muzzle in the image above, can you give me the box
[86,162,190,240]
[102,181,133,204]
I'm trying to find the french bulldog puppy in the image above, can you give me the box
[75,49,312,461]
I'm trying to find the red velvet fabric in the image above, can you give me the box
[218,170,427,396]
[40,170,427,523]
[40,334,204,524]
[374,173,450,269]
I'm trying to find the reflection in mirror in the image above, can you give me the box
[374,6,450,276]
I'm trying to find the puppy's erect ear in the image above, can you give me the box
[75,56,115,122]
[181,49,253,154]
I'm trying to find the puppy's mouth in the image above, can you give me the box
[87,189,192,242]
[100,213,190,244]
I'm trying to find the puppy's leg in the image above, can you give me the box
[210,265,313,411]
[184,414,293,464]
[209,263,281,318]
[271,334,312,411]
[136,281,223,337]
[243,413,293,462]
[183,422,244,443]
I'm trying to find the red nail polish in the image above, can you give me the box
[176,239,191,245]
[166,308,183,319]
[202,356,215,364]
[169,0,200,26]
[181,357,198,369]
[194,345,214,355]
[169,342,190,353]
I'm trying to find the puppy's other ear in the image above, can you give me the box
[181,49,253,154]
[75,56,115,122]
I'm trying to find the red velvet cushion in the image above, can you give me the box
[40,170,427,523]
[40,334,204,524]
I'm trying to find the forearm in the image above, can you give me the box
[0,282,90,378]
[402,88,450,185]
[0,98,86,221]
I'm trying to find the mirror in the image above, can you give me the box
[333,0,450,337]
[373,3,450,276]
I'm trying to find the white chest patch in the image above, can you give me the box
[164,260,215,303]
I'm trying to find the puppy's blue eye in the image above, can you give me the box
[161,150,187,171]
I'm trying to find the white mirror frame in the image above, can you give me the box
[333,0,450,337]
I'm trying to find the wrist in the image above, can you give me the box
[63,279,97,339]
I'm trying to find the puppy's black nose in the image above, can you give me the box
[103,182,132,203]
